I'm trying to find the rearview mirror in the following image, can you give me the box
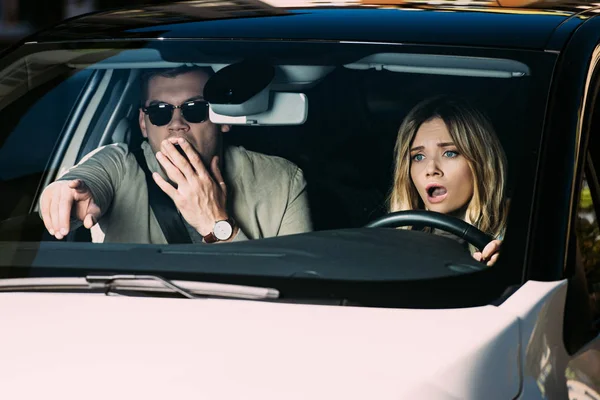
[209,92,308,126]
[204,61,275,116]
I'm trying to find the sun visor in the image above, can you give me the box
[344,53,530,78]
[204,61,275,116]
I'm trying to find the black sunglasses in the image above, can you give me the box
[142,100,209,126]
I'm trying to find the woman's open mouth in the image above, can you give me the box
[426,184,448,204]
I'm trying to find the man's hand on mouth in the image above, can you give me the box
[152,137,231,238]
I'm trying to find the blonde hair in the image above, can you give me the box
[388,96,507,238]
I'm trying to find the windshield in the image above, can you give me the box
[0,40,556,306]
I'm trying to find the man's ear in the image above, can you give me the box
[139,108,148,138]
[220,124,231,133]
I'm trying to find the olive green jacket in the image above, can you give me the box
[50,141,312,243]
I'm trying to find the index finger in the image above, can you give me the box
[58,188,74,237]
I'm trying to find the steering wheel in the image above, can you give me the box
[365,210,493,251]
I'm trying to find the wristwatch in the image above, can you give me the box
[203,218,235,243]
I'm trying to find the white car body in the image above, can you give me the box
[1,280,598,399]
[2,1,600,399]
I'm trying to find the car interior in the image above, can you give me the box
[0,45,535,243]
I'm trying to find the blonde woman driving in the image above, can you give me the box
[388,96,507,266]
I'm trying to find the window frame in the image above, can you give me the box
[563,55,600,353]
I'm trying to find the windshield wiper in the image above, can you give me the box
[0,274,279,300]
[86,274,199,298]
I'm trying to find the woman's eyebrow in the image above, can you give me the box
[410,142,455,152]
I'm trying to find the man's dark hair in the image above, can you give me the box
[139,65,214,105]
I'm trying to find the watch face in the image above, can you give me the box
[214,220,233,241]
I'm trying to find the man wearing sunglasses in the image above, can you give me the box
[39,66,312,244]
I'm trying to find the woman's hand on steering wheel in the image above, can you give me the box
[472,239,502,266]
[365,211,501,265]
[365,210,494,251]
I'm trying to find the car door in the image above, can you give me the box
[522,13,600,399]
[565,148,600,399]
[561,83,600,397]
[562,27,600,400]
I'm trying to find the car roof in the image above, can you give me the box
[25,0,600,51]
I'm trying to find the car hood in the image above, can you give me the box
[0,292,521,400]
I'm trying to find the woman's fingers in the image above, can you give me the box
[474,239,502,265]
[487,253,500,266]
[472,240,502,265]
[481,240,502,260]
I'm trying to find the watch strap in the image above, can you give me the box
[203,231,219,244]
